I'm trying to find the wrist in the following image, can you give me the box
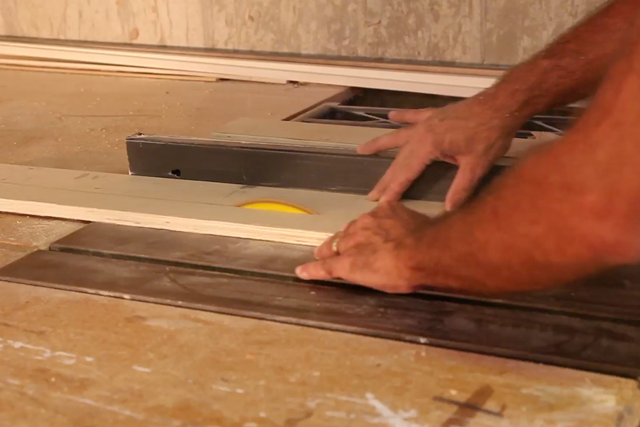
[397,217,448,289]
[467,87,530,134]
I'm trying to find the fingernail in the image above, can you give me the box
[296,266,309,280]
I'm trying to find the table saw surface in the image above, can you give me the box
[0,69,638,427]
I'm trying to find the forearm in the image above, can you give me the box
[416,137,635,293]
[413,18,640,294]
[479,0,640,122]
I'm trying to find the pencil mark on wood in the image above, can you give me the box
[434,385,505,427]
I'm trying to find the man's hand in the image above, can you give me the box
[295,201,431,293]
[361,97,522,210]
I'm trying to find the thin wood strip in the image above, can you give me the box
[0,36,507,78]
[0,56,287,84]
[51,223,640,323]
[0,56,213,76]
[0,64,221,83]
[2,250,638,378]
[0,164,439,215]
[0,164,442,246]
[0,41,497,97]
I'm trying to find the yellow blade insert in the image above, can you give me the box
[236,199,316,214]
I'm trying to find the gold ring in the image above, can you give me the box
[331,234,341,255]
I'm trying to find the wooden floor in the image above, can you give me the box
[0,70,639,427]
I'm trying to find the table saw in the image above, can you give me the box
[0,126,638,380]
[0,70,638,427]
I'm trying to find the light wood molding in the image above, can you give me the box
[0,164,443,246]
[0,40,497,97]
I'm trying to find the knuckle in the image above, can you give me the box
[387,179,412,194]
[377,200,395,211]
[357,212,376,226]
[342,220,356,233]
[328,257,348,279]
[322,263,334,277]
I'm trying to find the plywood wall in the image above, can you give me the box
[0,0,608,66]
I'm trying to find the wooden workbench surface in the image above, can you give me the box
[0,70,638,427]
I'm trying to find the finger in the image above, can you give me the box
[389,109,434,124]
[314,219,356,259]
[367,200,396,217]
[369,148,435,202]
[296,257,348,281]
[341,220,356,232]
[445,158,491,211]
[314,232,340,259]
[314,231,360,260]
[357,128,411,155]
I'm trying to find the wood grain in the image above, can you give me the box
[1,278,638,427]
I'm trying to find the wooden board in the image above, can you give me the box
[0,40,498,97]
[126,134,507,202]
[0,63,224,83]
[0,56,221,78]
[0,164,442,246]
[1,249,639,378]
[50,223,640,323]
[0,36,507,77]
[217,118,559,160]
[0,56,290,84]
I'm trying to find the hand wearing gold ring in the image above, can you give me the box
[331,233,342,256]
[296,201,432,293]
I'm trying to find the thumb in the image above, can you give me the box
[389,108,434,124]
[445,159,491,211]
